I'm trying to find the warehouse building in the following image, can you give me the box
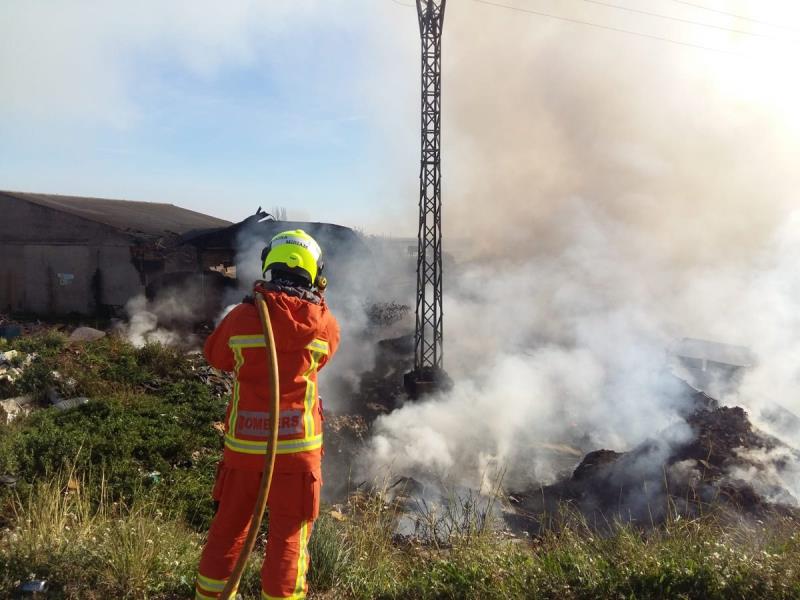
[0,190,230,316]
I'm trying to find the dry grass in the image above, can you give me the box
[0,472,201,599]
[2,474,800,599]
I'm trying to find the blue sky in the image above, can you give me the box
[3,0,799,239]
[0,1,420,230]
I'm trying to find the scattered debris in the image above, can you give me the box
[349,335,414,417]
[0,350,35,386]
[366,303,412,329]
[13,579,48,598]
[52,397,89,412]
[326,414,368,436]
[0,395,34,424]
[0,324,22,341]
[0,474,17,487]
[329,509,346,521]
[1,350,21,363]
[195,364,233,399]
[68,326,106,343]
[50,371,78,396]
[322,414,370,503]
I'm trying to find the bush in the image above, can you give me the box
[5,330,67,357]
[2,333,198,399]
[14,359,57,402]
[0,331,226,532]
[3,388,224,525]
[135,343,191,379]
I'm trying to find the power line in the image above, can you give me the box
[668,0,800,33]
[579,0,776,39]
[472,0,743,55]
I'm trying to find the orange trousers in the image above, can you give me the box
[196,463,321,600]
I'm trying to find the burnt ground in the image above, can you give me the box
[506,394,800,533]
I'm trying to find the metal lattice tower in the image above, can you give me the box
[413,0,446,378]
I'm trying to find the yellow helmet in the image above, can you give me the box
[260,229,323,286]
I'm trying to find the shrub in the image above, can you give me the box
[5,330,67,357]
[14,359,57,402]
[5,392,223,521]
[135,342,191,379]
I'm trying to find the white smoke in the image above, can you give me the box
[357,1,800,493]
[362,206,696,489]
[362,206,800,492]
[123,292,200,348]
[124,295,181,347]
[727,447,800,507]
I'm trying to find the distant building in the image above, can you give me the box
[0,190,230,316]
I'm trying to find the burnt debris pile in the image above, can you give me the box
[508,385,800,531]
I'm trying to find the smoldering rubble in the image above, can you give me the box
[508,380,800,532]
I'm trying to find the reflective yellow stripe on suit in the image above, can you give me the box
[225,336,329,456]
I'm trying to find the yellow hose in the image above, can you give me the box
[220,291,281,599]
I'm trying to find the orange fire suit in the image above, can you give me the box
[196,284,339,600]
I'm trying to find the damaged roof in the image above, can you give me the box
[2,190,230,236]
[182,213,377,284]
[181,214,358,247]
[181,213,367,257]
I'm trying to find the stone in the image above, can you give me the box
[68,327,106,343]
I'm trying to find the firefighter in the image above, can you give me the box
[196,229,340,600]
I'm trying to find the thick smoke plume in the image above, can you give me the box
[361,3,800,494]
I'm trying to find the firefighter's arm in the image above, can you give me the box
[203,307,238,372]
[317,312,340,371]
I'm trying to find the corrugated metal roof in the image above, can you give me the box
[2,190,230,236]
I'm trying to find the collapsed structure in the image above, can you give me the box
[181,209,375,296]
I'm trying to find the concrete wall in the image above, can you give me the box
[97,245,144,308]
[22,244,90,314]
[0,195,145,315]
[0,245,25,313]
